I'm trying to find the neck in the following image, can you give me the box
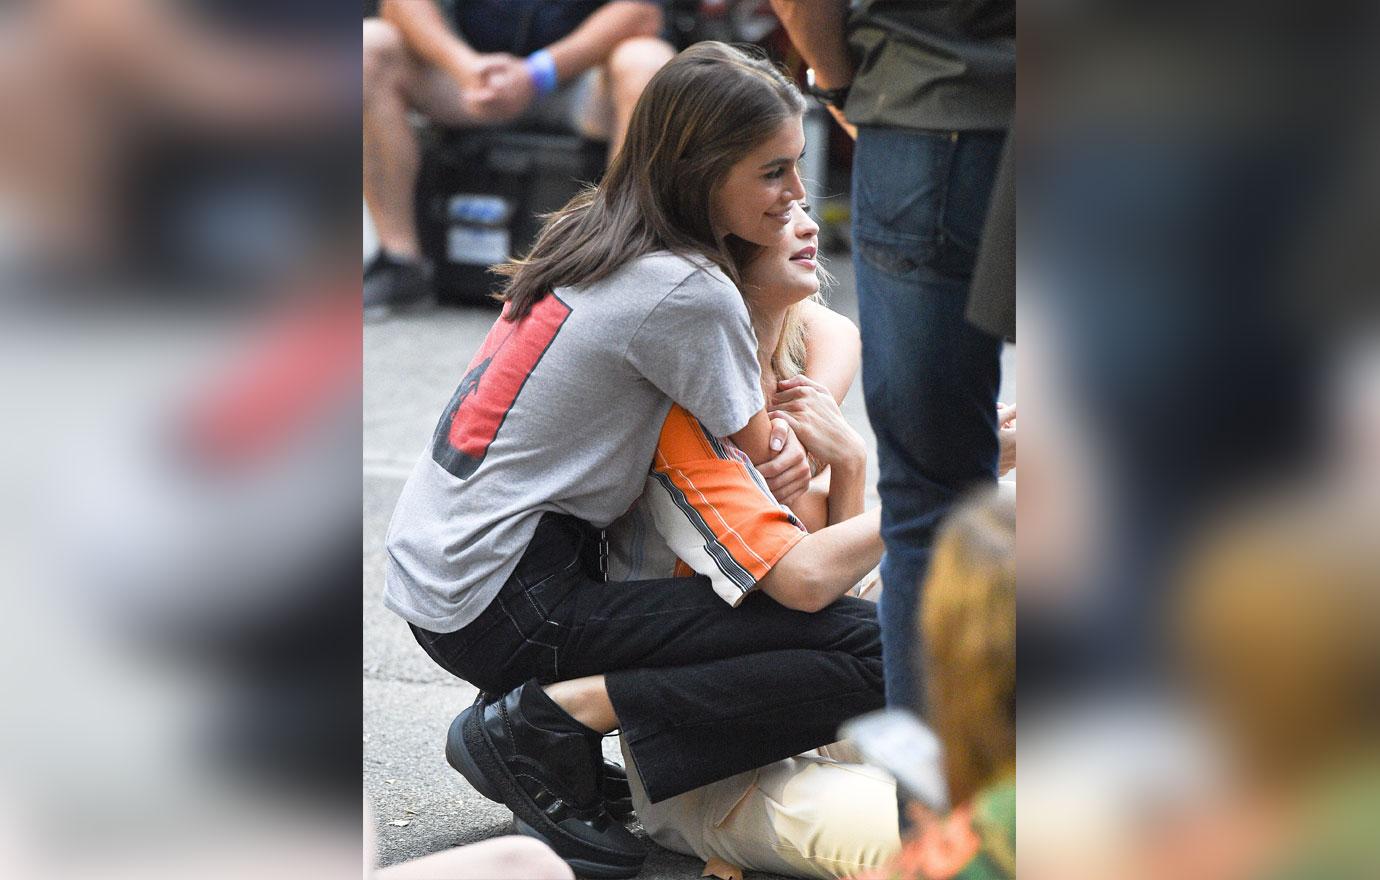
[752,301,788,379]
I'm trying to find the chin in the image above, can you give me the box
[787,279,819,301]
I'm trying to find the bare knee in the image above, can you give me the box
[607,37,674,99]
[363,18,407,99]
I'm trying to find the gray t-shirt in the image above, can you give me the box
[384,252,764,632]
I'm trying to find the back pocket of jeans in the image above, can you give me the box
[855,237,926,279]
[854,129,949,234]
[933,136,1004,279]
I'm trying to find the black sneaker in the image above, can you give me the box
[600,758,635,822]
[363,250,431,319]
[446,682,647,878]
[455,728,636,823]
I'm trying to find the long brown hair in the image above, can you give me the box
[921,487,1017,806]
[494,42,806,321]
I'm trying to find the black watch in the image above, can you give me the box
[805,68,850,109]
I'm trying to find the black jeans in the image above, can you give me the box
[411,513,885,803]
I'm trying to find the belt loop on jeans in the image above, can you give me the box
[598,529,608,583]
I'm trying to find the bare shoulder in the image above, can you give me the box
[801,301,861,401]
[802,300,860,345]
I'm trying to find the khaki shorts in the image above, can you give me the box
[622,737,901,880]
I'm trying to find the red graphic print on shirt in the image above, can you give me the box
[431,294,572,479]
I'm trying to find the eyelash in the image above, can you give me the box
[766,159,806,182]
[800,203,813,215]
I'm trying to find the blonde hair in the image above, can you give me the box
[920,488,1017,806]
[765,299,812,381]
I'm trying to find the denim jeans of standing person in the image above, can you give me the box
[412,513,885,803]
[851,127,1006,714]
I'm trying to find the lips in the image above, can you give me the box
[767,208,793,224]
[791,246,817,262]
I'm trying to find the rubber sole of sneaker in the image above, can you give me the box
[445,711,502,803]
[451,703,645,877]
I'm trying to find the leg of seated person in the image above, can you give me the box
[604,36,674,161]
[362,18,425,259]
[363,18,480,260]
[628,746,900,880]
[738,756,900,879]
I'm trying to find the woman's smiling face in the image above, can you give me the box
[742,201,820,309]
[710,116,807,247]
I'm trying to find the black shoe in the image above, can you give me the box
[364,250,430,319]
[446,682,647,879]
[600,758,635,822]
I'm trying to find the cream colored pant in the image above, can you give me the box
[622,739,900,880]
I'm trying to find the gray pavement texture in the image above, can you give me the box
[364,255,1015,878]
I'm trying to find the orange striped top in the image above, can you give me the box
[631,403,808,606]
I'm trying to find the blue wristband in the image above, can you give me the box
[524,50,559,97]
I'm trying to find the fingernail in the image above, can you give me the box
[771,438,784,451]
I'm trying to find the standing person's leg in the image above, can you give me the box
[851,127,1006,714]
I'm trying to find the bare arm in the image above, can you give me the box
[767,0,854,90]
[794,302,864,527]
[822,454,866,525]
[544,1,663,82]
[729,409,774,466]
[758,507,882,612]
[769,0,855,136]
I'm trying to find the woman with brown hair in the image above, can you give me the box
[383,43,885,878]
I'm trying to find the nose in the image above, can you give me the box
[783,166,806,204]
[795,210,819,240]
